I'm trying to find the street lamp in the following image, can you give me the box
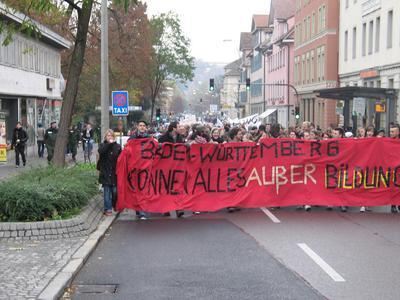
[100,0,109,139]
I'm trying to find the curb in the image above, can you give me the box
[37,214,117,300]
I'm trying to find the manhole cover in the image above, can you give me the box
[73,284,118,294]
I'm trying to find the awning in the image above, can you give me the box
[314,87,397,100]
[259,108,277,119]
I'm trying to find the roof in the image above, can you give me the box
[269,0,296,25]
[224,59,241,71]
[239,32,252,50]
[252,15,269,32]
[225,69,240,76]
[0,2,71,49]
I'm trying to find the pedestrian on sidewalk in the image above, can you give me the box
[98,129,121,216]
[37,123,45,158]
[11,122,28,167]
[67,125,80,162]
[44,121,58,164]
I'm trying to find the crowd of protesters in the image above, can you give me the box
[99,119,400,217]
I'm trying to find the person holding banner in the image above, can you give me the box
[128,120,150,220]
[98,129,122,216]
[158,121,185,218]
[226,127,243,213]
[12,122,28,167]
[390,124,400,213]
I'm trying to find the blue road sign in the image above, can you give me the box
[112,91,129,116]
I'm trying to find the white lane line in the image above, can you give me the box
[260,208,281,223]
[297,243,346,282]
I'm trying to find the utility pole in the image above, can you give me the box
[101,0,109,138]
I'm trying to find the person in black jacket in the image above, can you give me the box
[12,122,28,167]
[157,121,185,218]
[158,121,185,144]
[98,129,122,216]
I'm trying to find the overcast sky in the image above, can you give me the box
[144,0,271,64]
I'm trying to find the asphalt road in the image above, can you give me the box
[70,206,400,299]
[70,217,323,300]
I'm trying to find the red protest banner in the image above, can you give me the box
[116,138,400,213]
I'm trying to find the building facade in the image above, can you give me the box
[0,3,70,145]
[239,32,252,118]
[248,15,270,116]
[294,0,338,129]
[339,0,400,129]
[221,59,241,119]
[263,0,296,128]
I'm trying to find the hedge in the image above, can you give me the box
[0,164,99,222]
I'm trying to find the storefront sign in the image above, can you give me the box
[360,69,379,79]
[0,117,7,163]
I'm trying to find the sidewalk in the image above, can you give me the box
[0,143,113,300]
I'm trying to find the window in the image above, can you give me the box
[368,20,373,54]
[304,19,307,41]
[311,13,316,37]
[362,23,366,56]
[317,48,321,81]
[321,46,325,81]
[321,6,326,30]
[302,54,306,84]
[311,50,314,82]
[251,79,262,97]
[318,7,321,32]
[389,78,394,89]
[306,52,310,83]
[375,17,380,52]
[344,30,348,61]
[387,10,393,48]
[352,27,357,59]
[346,0,349,9]
[307,16,311,40]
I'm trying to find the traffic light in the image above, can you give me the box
[295,107,300,120]
[246,78,251,91]
[209,78,215,91]
[156,108,161,121]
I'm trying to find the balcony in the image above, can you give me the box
[361,0,381,17]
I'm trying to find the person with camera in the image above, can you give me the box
[98,129,122,216]
[12,122,28,168]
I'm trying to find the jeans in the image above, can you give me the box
[37,141,45,157]
[103,184,116,212]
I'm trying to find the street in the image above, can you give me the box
[69,207,400,299]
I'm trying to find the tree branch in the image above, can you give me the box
[63,0,81,13]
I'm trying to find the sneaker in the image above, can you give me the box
[193,211,201,215]
[104,211,112,216]
[326,206,333,211]
[391,205,398,213]
[360,206,366,213]
[177,211,184,218]
[139,215,148,220]
[304,205,311,212]
[15,165,19,168]
[340,206,348,212]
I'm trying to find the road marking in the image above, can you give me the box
[297,243,346,282]
[261,208,281,223]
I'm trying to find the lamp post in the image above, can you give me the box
[100,0,109,139]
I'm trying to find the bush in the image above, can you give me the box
[0,165,99,222]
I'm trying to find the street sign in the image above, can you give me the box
[112,91,129,116]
